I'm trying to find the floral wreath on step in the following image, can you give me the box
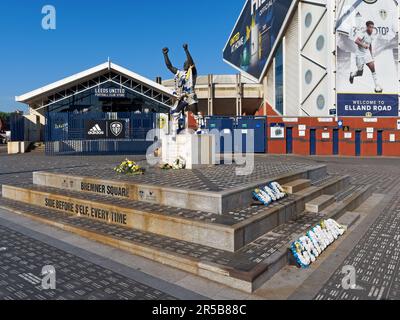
[252,181,288,206]
[160,156,186,170]
[291,219,346,268]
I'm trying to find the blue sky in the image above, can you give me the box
[0,0,244,112]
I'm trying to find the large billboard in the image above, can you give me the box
[223,0,295,82]
[336,0,399,117]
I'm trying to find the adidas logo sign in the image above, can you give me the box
[88,124,104,135]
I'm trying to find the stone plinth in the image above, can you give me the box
[162,133,216,169]
[7,141,31,154]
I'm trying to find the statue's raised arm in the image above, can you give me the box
[162,47,178,75]
[183,44,197,87]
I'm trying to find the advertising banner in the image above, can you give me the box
[85,120,126,140]
[223,0,295,81]
[336,0,399,117]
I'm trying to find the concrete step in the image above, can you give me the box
[1,174,351,253]
[31,164,328,214]
[282,179,311,194]
[0,184,373,293]
[337,212,360,229]
[27,142,45,153]
[305,195,335,213]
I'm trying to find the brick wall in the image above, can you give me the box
[264,116,400,157]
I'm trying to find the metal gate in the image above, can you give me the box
[205,116,267,154]
[235,116,266,153]
[45,112,157,155]
[10,113,25,141]
[204,116,235,153]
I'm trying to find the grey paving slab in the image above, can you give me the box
[0,214,208,300]
[0,225,174,300]
[53,158,314,192]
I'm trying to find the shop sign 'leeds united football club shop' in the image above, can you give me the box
[94,87,126,98]
[223,0,295,81]
[336,0,399,117]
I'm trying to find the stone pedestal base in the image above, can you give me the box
[162,134,216,169]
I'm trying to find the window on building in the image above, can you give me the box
[275,42,284,115]
[305,13,312,28]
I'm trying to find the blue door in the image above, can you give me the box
[355,131,361,156]
[310,129,316,155]
[377,130,383,156]
[333,129,339,155]
[252,118,266,153]
[286,127,293,154]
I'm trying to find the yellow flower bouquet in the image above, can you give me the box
[114,159,145,175]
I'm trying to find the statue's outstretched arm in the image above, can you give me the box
[162,47,178,75]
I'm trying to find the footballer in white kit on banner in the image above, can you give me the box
[336,0,399,117]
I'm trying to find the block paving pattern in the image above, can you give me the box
[308,157,400,300]
[0,224,175,300]
[50,158,314,192]
[315,194,400,300]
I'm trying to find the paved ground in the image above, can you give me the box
[287,156,400,300]
[1,152,400,300]
[0,215,206,300]
[0,223,174,300]
[312,194,400,300]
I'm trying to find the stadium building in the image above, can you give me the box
[222,0,400,156]
[162,74,263,117]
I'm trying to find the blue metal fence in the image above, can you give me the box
[44,113,267,155]
[10,113,25,141]
[204,116,235,153]
[205,116,267,153]
[45,112,157,155]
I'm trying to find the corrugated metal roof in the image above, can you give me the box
[16,62,175,103]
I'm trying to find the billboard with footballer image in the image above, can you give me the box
[223,0,295,82]
[336,0,399,117]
